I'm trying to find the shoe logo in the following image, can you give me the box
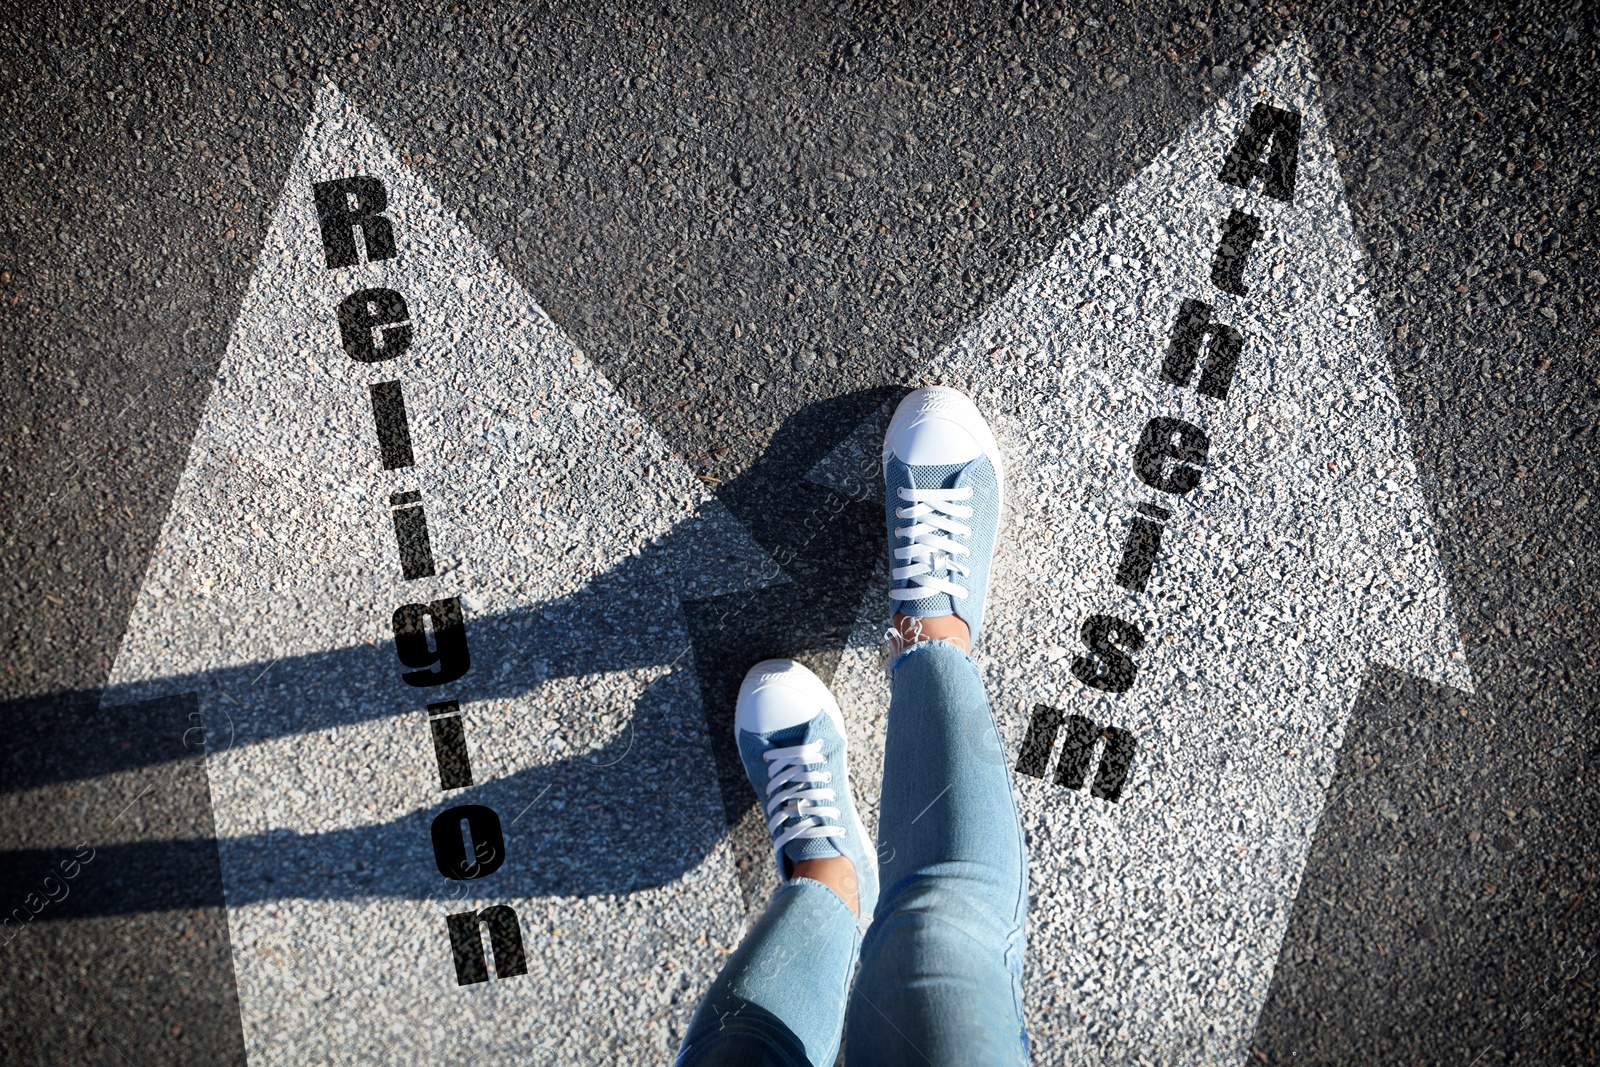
[917,393,963,416]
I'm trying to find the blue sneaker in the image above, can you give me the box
[734,659,879,930]
[882,386,1005,649]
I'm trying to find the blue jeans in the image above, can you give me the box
[677,640,1029,1066]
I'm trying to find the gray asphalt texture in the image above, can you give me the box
[2,1,1596,1064]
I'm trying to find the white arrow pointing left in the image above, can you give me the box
[105,83,781,1065]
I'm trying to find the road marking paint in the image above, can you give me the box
[815,34,1470,1065]
[104,83,779,1063]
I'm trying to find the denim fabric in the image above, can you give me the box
[844,640,1029,1066]
[674,879,860,1067]
[678,640,1028,1067]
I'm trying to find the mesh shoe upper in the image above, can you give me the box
[883,450,1002,648]
[733,660,880,929]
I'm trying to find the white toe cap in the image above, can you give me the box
[734,659,838,735]
[884,386,998,467]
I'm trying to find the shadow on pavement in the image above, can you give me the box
[1,387,898,918]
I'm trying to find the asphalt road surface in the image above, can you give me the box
[2,1,1596,1064]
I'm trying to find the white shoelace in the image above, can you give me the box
[890,485,974,601]
[763,741,844,855]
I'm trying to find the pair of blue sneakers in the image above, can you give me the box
[733,386,1004,929]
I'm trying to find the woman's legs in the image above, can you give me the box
[845,385,1027,1064]
[675,878,859,1067]
[676,660,881,1067]
[843,638,1028,1066]
[682,382,1025,1066]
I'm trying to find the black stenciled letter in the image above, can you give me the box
[393,597,470,687]
[1134,417,1210,495]
[1115,504,1170,593]
[427,700,473,790]
[369,381,415,469]
[339,288,413,363]
[1210,210,1263,297]
[431,804,506,880]
[389,491,437,581]
[312,176,397,268]
[1162,298,1245,400]
[1091,725,1136,802]
[1217,103,1303,203]
[1052,714,1102,790]
[1014,704,1064,780]
[447,905,527,985]
[1071,614,1145,694]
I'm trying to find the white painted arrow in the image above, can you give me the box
[814,34,1470,1066]
[105,84,782,1065]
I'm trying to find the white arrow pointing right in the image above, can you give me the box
[815,33,1471,1065]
